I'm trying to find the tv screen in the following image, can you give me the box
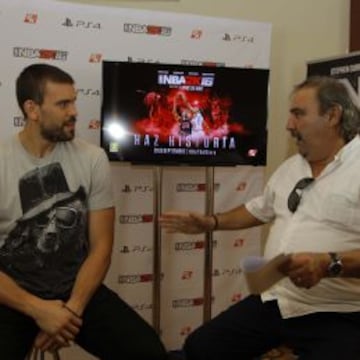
[101,61,269,166]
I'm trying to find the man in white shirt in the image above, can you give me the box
[160,76,360,360]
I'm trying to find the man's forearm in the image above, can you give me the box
[65,248,111,316]
[0,271,43,318]
[214,205,264,230]
[66,207,115,315]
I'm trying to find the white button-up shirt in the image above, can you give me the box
[246,135,360,318]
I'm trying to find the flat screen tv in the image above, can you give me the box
[101,61,269,166]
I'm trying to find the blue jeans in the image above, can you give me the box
[0,285,167,360]
[184,295,360,360]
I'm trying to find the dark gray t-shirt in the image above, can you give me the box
[0,135,114,299]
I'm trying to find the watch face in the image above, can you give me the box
[329,262,342,276]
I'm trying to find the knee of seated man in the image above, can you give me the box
[183,328,216,360]
[134,337,168,360]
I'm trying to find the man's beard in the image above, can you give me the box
[289,129,302,142]
[40,117,76,142]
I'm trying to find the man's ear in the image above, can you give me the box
[327,104,342,127]
[23,100,39,121]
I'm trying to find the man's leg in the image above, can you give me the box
[0,304,38,360]
[184,295,284,360]
[76,285,168,360]
[282,312,360,360]
[184,295,288,360]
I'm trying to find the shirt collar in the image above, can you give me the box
[298,135,360,178]
[334,134,360,163]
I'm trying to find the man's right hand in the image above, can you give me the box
[159,211,214,234]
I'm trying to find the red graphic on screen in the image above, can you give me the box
[133,88,247,143]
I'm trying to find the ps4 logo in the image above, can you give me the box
[62,18,101,29]
[222,33,255,43]
[13,116,25,127]
[127,56,160,64]
[77,88,101,96]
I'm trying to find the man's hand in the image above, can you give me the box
[34,331,68,352]
[32,300,82,351]
[278,252,329,289]
[159,211,214,234]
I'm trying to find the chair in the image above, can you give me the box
[168,346,298,360]
[26,347,61,360]
[259,345,298,360]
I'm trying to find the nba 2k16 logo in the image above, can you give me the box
[13,47,68,61]
[119,214,153,224]
[176,183,205,192]
[157,73,214,87]
[118,273,153,284]
[174,240,217,251]
[123,23,172,36]
[176,183,220,192]
[172,297,204,308]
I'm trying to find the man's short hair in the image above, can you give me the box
[16,63,74,117]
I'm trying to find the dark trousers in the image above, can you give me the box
[184,295,360,360]
[0,285,167,360]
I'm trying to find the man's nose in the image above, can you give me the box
[68,102,78,117]
[286,115,296,131]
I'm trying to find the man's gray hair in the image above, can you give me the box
[293,76,360,143]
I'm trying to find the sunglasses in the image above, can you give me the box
[35,207,79,229]
[287,177,314,213]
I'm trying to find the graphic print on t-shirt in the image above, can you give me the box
[0,162,88,298]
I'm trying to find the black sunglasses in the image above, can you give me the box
[287,177,314,213]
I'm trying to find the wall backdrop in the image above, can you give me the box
[0,0,271,357]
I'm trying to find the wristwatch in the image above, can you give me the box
[327,252,343,277]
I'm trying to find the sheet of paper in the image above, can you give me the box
[240,253,290,294]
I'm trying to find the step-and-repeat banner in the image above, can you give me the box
[308,52,360,107]
[0,0,271,356]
